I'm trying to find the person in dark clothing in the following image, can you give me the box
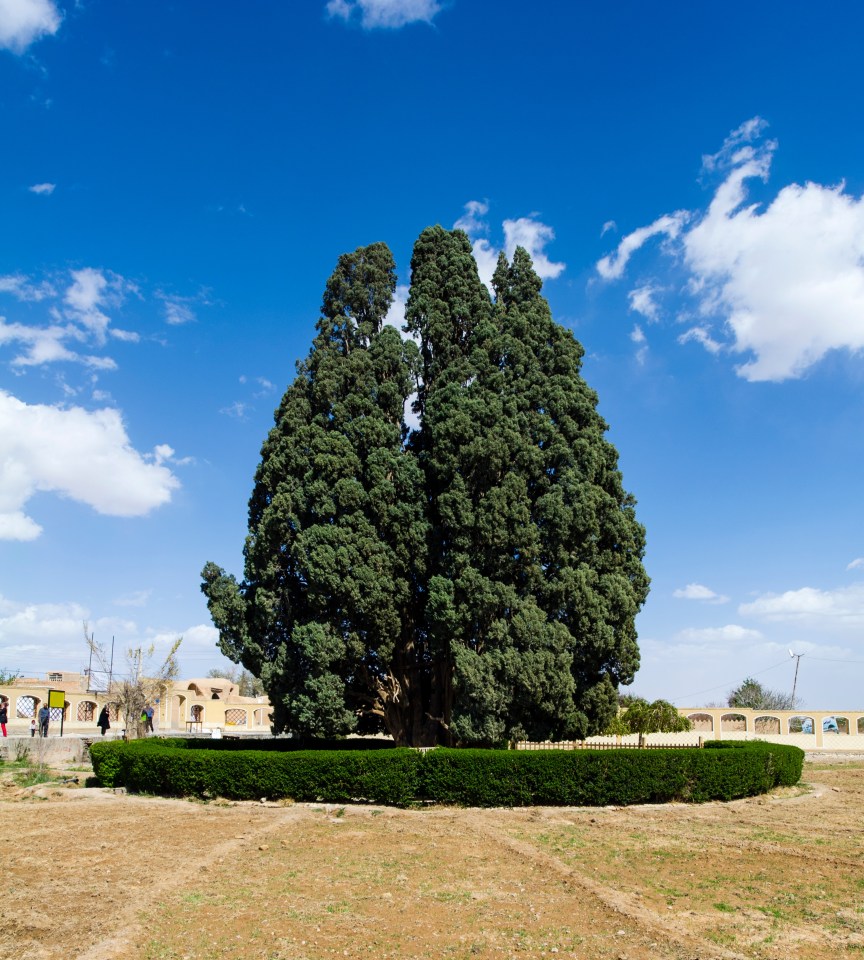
[0,697,8,737]
[38,703,50,737]
[97,705,111,736]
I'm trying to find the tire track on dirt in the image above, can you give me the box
[474,814,754,960]
[84,797,310,960]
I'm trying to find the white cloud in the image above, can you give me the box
[503,218,565,280]
[109,328,140,343]
[740,583,864,627]
[220,400,250,420]
[471,238,499,291]
[676,624,764,644]
[113,590,152,608]
[701,117,769,174]
[0,320,65,363]
[598,118,864,382]
[454,201,566,290]
[0,273,55,301]
[455,201,498,288]
[846,558,864,571]
[384,283,409,332]
[158,293,196,326]
[326,0,442,29]
[0,267,138,368]
[0,594,220,677]
[0,0,61,53]
[0,510,42,540]
[0,598,90,645]
[156,288,212,327]
[28,182,55,195]
[150,622,218,652]
[454,200,489,235]
[627,284,662,322]
[629,324,647,365]
[678,325,723,355]
[673,582,729,604]
[65,268,115,342]
[0,390,180,540]
[596,212,688,281]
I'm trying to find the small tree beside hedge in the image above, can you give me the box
[89,739,803,808]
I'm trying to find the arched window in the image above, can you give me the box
[225,709,247,726]
[78,701,97,722]
[721,713,747,732]
[686,713,714,732]
[16,695,37,718]
[824,715,848,734]
[788,716,814,734]
[754,716,780,734]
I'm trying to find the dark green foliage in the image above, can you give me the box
[202,228,649,746]
[202,242,428,743]
[702,739,804,786]
[416,744,803,806]
[89,741,802,807]
[90,739,418,805]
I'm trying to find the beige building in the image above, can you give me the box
[0,670,273,737]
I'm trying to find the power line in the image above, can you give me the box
[670,657,792,705]
[806,656,864,664]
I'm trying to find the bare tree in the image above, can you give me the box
[85,623,181,739]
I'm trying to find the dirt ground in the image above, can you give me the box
[1,753,862,960]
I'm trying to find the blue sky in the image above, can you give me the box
[2,0,864,710]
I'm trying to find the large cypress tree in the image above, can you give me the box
[202,229,648,746]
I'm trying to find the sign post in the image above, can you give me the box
[47,688,66,737]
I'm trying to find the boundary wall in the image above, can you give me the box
[2,672,861,751]
[677,706,864,751]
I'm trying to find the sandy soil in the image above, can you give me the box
[1,754,862,960]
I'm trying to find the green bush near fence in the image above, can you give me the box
[89,739,803,807]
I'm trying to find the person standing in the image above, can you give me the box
[143,703,154,733]
[97,704,111,736]
[30,717,36,737]
[38,703,50,737]
[0,697,8,737]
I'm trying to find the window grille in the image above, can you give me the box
[16,696,36,718]
[78,701,96,721]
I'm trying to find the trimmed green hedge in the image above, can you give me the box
[89,739,803,807]
[90,739,418,806]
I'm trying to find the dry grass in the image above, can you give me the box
[2,755,862,959]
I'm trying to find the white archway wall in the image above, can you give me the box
[678,707,864,749]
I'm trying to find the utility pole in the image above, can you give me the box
[789,650,804,706]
